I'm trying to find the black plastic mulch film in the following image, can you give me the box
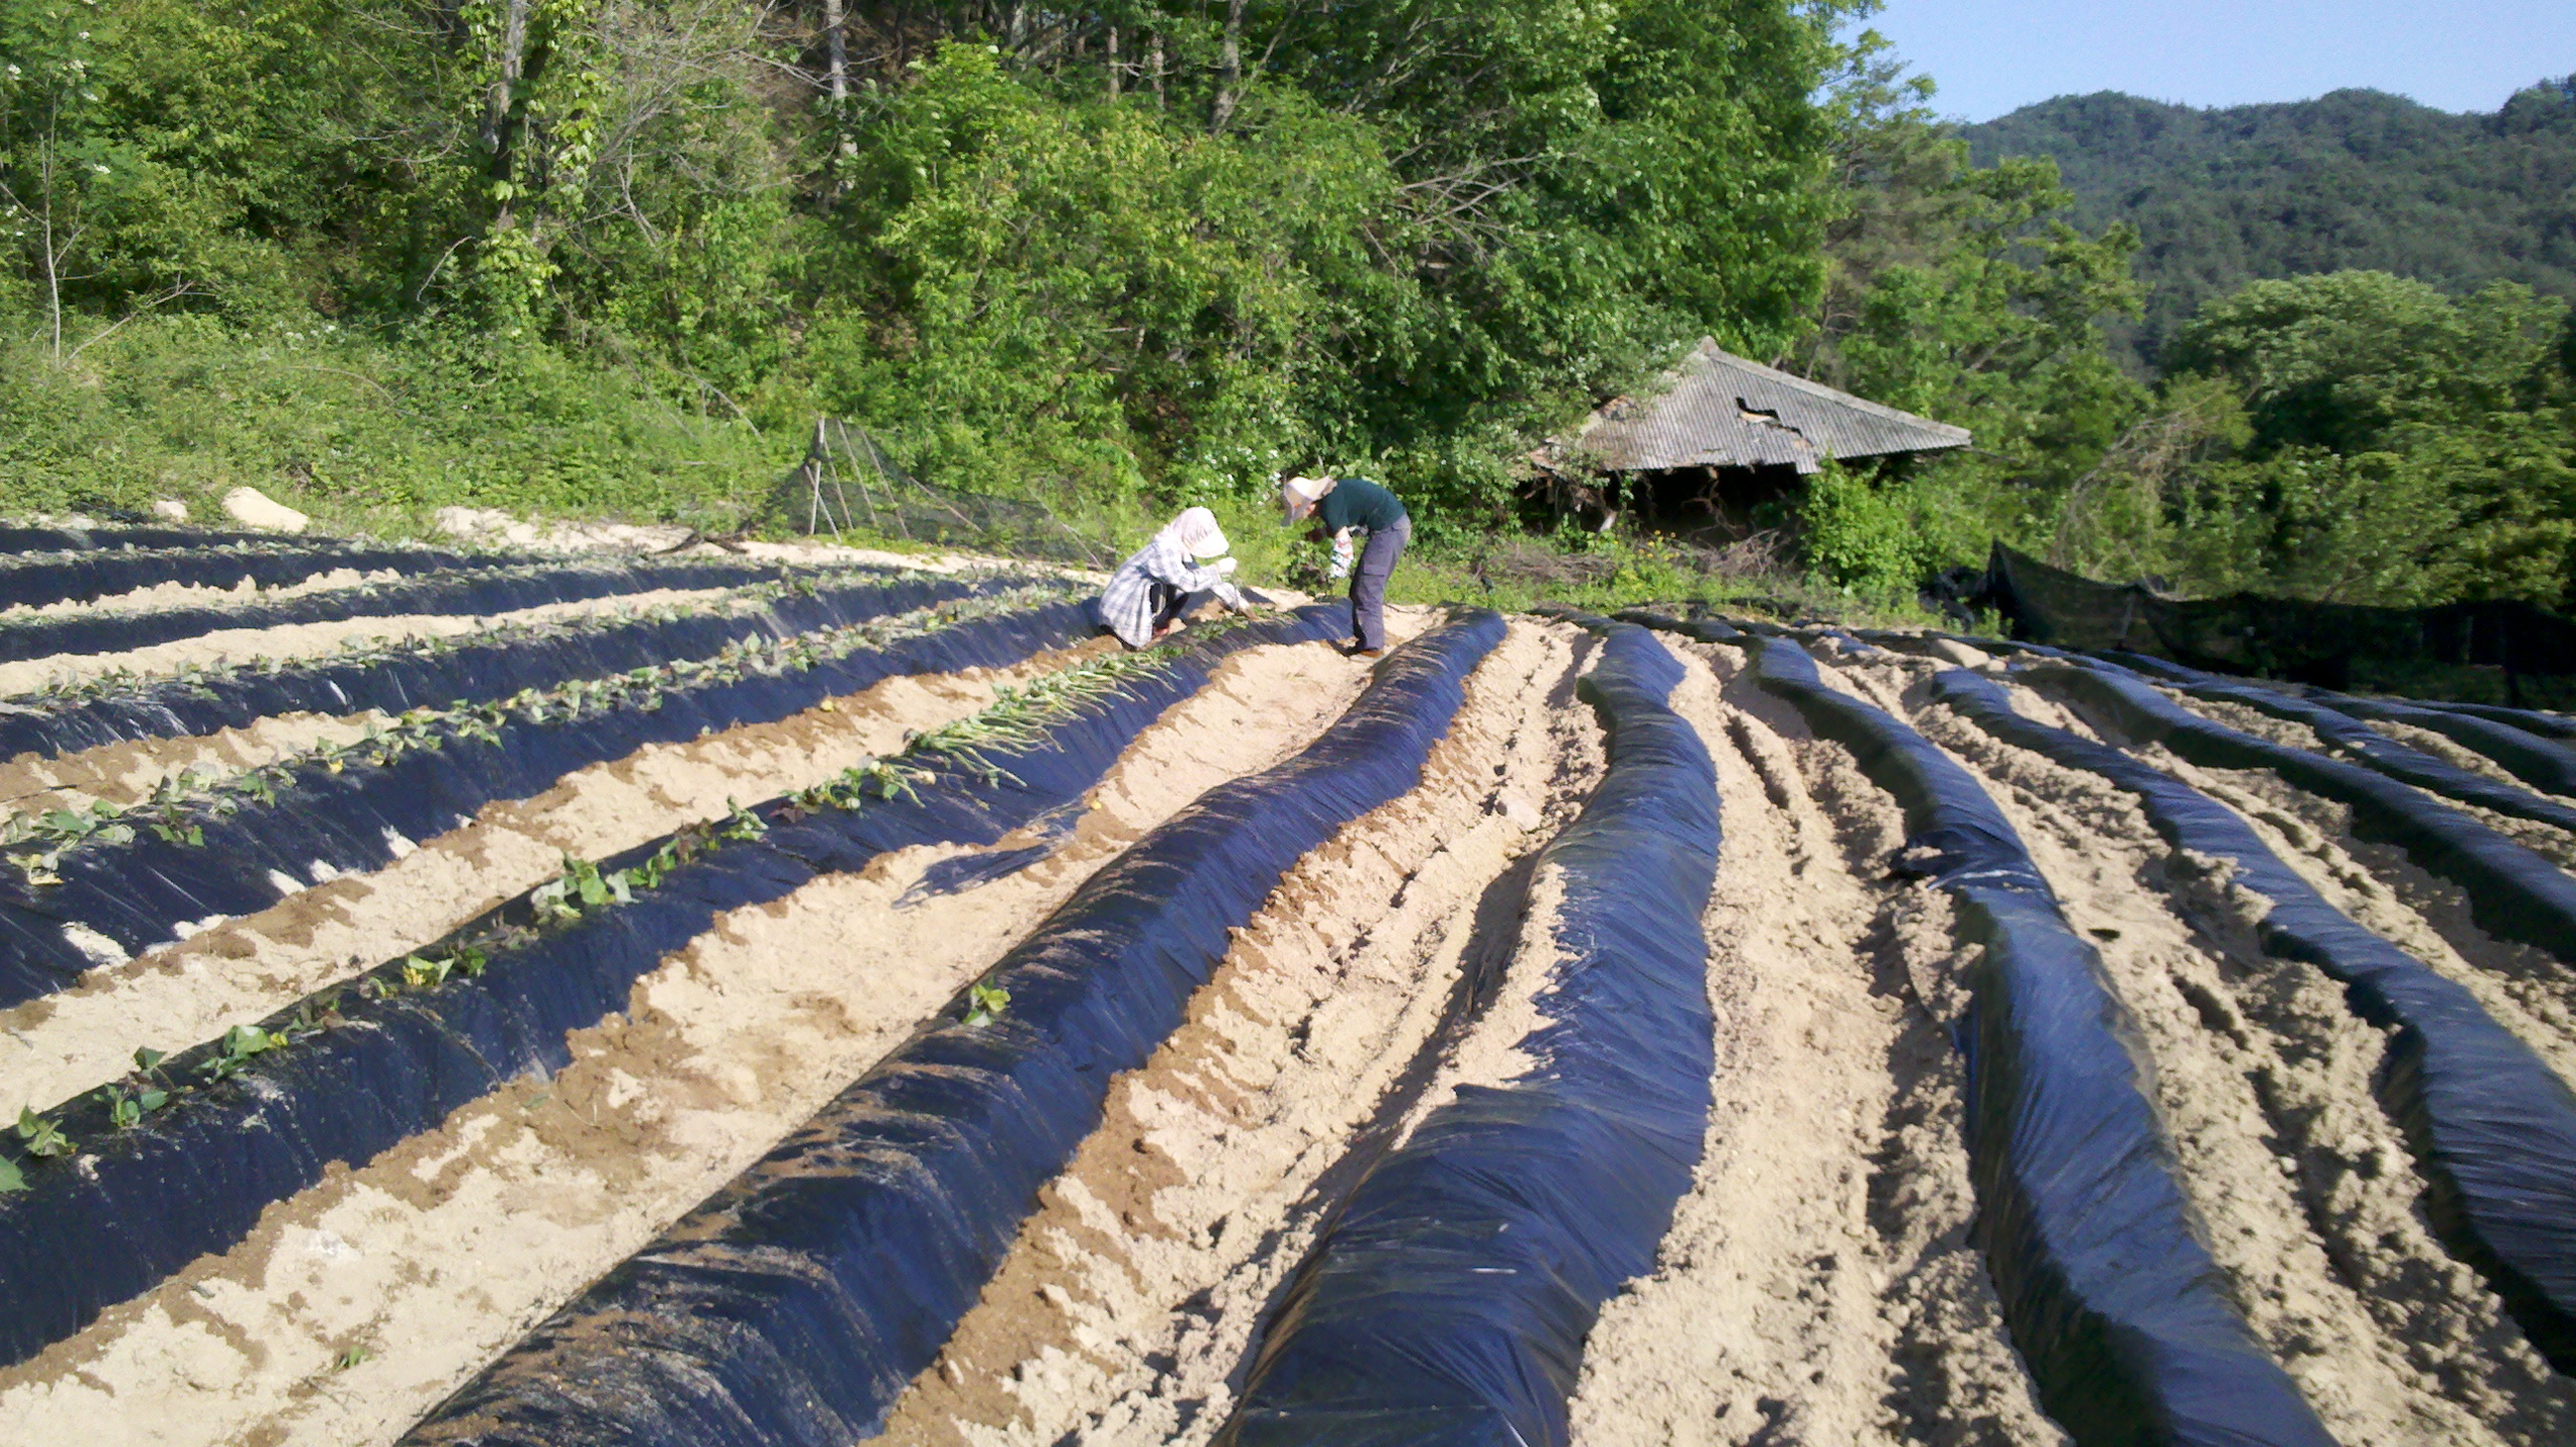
[0,541,533,612]
[0,569,1031,766]
[0,602,1363,1371]
[2097,651,2576,785]
[0,581,1073,1007]
[2094,655,2576,836]
[0,523,289,555]
[1930,669,2576,1369]
[398,610,1505,1447]
[2302,690,2576,798]
[1750,638,2336,1447]
[1214,621,1721,1447]
[0,556,788,664]
[2030,663,2576,972]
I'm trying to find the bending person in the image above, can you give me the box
[1281,471,1410,658]
[1099,505,1248,649]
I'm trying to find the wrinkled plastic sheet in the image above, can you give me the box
[2034,662,2576,971]
[1934,669,2576,1368]
[1609,607,1741,643]
[398,611,1506,1447]
[0,523,299,555]
[0,557,790,663]
[0,598,1088,1006]
[0,604,1360,1371]
[2423,700,2576,742]
[2095,653,2576,836]
[1213,622,1720,1447]
[2301,691,2576,798]
[0,542,527,611]
[1753,639,2334,1447]
[0,571,1035,765]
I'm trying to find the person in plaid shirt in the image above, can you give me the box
[1097,506,1250,648]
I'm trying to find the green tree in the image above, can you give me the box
[2163,271,2576,605]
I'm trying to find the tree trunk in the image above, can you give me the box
[1210,0,1244,132]
[1106,26,1121,98]
[822,0,850,104]
[1150,31,1165,110]
[481,0,532,173]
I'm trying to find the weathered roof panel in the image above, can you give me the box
[1570,340,1971,474]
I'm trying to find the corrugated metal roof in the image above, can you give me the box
[1568,340,1971,474]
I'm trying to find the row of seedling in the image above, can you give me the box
[4,566,908,713]
[0,583,1081,886]
[0,635,1190,1189]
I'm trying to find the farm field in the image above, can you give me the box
[0,529,2572,1447]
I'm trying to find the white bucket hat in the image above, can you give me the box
[1163,506,1229,559]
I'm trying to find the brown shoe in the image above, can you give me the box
[1348,645,1385,660]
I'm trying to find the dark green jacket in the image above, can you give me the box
[1317,477,1406,534]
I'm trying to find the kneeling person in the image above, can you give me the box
[1099,506,1249,649]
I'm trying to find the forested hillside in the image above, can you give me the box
[1,3,2572,621]
[1963,82,2576,367]
[0,0,1869,534]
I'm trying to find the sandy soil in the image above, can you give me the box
[0,628,1403,1447]
[0,566,402,625]
[1567,643,2063,1447]
[0,585,739,698]
[865,618,1602,1446]
[0,713,385,816]
[1889,657,2576,1444]
[2160,689,2576,868]
[9,564,2576,1447]
[0,639,1108,1121]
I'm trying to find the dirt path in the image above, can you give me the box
[0,633,1395,1447]
[864,618,1600,1446]
[1567,643,2063,1447]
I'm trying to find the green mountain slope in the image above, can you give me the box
[1962,81,2576,366]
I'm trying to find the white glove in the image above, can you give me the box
[1328,538,1353,580]
[1212,557,1237,576]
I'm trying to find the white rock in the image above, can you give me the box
[222,485,309,534]
[150,498,190,523]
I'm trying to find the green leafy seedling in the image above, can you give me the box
[201,1024,286,1080]
[16,1107,73,1159]
[964,981,1011,1028]
[101,1084,164,1129]
[335,1346,369,1370]
[0,1157,23,1194]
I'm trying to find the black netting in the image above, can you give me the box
[767,419,1116,568]
[1976,543,2576,706]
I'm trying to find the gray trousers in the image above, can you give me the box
[1350,516,1409,650]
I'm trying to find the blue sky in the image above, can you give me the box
[1858,0,2576,123]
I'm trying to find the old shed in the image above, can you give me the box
[1545,339,1972,536]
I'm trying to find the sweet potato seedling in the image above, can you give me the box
[965,981,1012,1028]
[14,1107,73,1159]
